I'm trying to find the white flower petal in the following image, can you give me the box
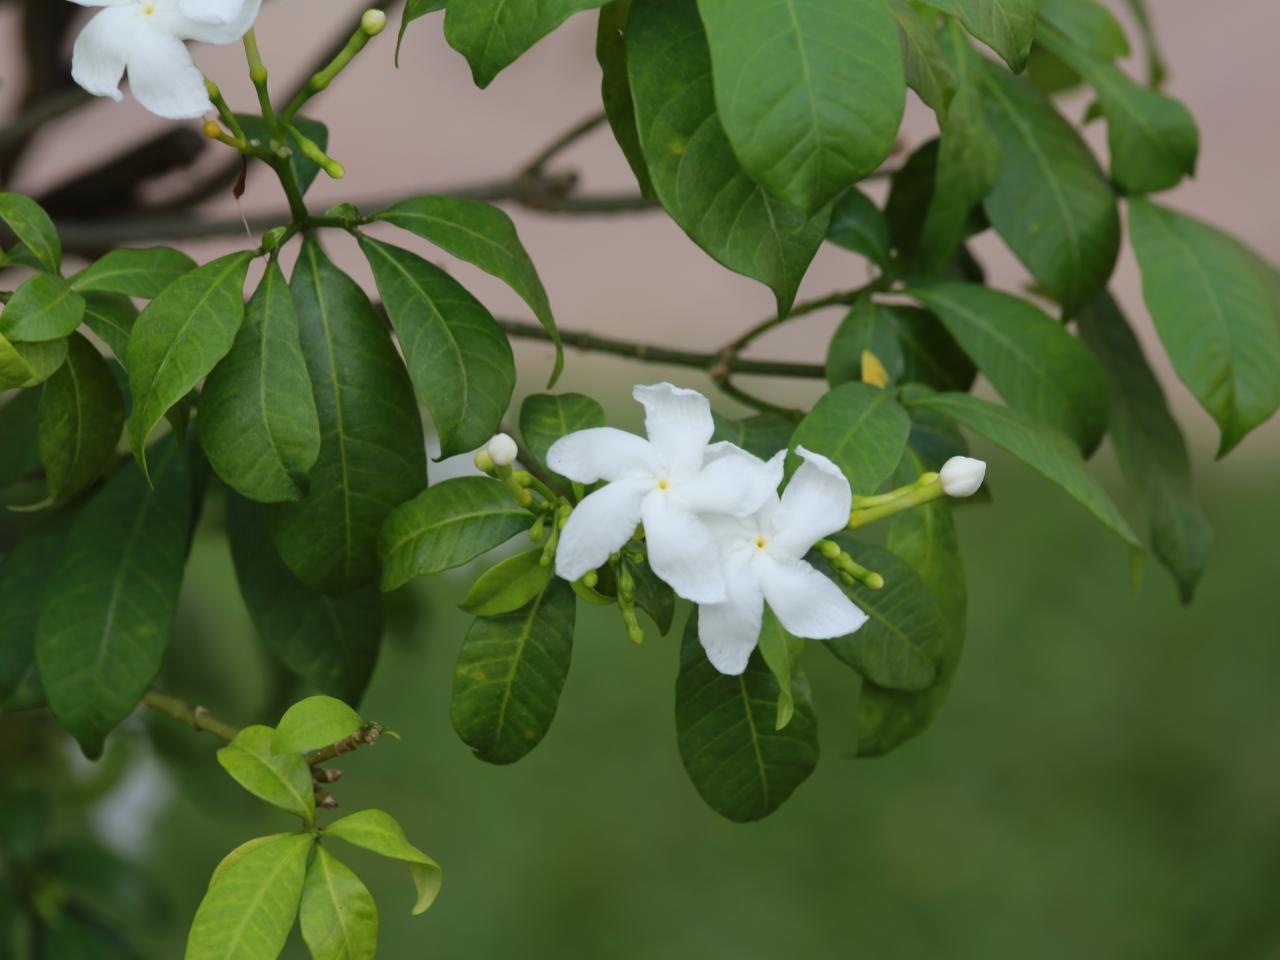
[554,479,650,582]
[698,551,764,676]
[171,0,262,42]
[756,555,867,640]
[633,383,713,477]
[68,0,131,6]
[546,428,660,484]
[124,27,212,119]
[642,494,726,604]
[676,449,783,518]
[769,447,852,560]
[71,7,135,102]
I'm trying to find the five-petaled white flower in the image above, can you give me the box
[70,0,263,119]
[698,447,869,675]
[547,383,783,604]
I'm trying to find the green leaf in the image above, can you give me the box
[818,539,943,691]
[626,0,830,315]
[228,494,382,705]
[756,608,805,730]
[596,0,655,198]
[70,247,195,299]
[451,578,575,764]
[908,391,1143,553]
[0,272,85,342]
[198,261,321,504]
[0,192,60,273]
[696,0,905,213]
[269,238,425,593]
[444,0,609,88]
[1036,0,1129,59]
[37,333,125,502]
[675,611,819,822]
[324,808,442,915]
[1128,200,1280,456]
[826,188,893,271]
[710,411,797,461]
[981,64,1119,314]
[790,382,911,495]
[216,725,316,822]
[1077,293,1211,602]
[125,251,252,476]
[936,0,1037,72]
[378,477,532,592]
[908,282,1108,452]
[10,338,68,387]
[0,388,41,489]
[825,296,975,393]
[300,846,379,960]
[0,332,33,390]
[81,292,137,363]
[208,834,292,889]
[460,548,554,617]
[626,553,675,635]
[519,392,605,484]
[185,833,313,960]
[890,0,956,120]
[373,195,562,385]
[1118,0,1165,86]
[272,696,363,755]
[35,439,191,758]
[359,235,515,456]
[236,115,330,196]
[396,0,446,65]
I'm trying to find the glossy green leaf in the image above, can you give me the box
[818,539,942,691]
[324,808,442,915]
[378,477,532,592]
[396,0,446,65]
[125,251,252,475]
[626,553,675,635]
[675,611,819,822]
[208,835,291,889]
[269,239,425,593]
[981,65,1119,314]
[81,292,137,363]
[460,547,554,617]
[11,338,68,387]
[826,188,892,271]
[198,261,321,504]
[711,411,796,461]
[273,696,363,756]
[375,195,562,385]
[0,388,41,488]
[35,439,191,757]
[185,833,313,960]
[908,282,1108,452]
[935,0,1036,72]
[596,0,655,198]
[0,192,60,273]
[70,247,195,299]
[1128,200,1280,457]
[451,577,575,764]
[0,272,85,342]
[519,392,605,484]
[228,494,382,704]
[444,0,609,87]
[756,608,805,730]
[236,115,330,196]
[0,332,33,390]
[696,0,905,213]
[826,297,975,393]
[627,0,830,315]
[300,846,378,960]
[791,382,911,495]
[1078,293,1210,602]
[1036,0,1128,59]
[890,0,956,119]
[38,333,124,502]
[216,725,315,822]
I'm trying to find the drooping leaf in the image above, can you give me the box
[81,292,137,363]
[625,552,675,636]
[451,577,575,764]
[675,611,819,822]
[459,548,554,617]
[70,247,196,299]
[378,477,533,592]
[324,809,442,915]
[236,115,331,196]
[396,0,446,65]
[38,333,125,502]
[0,272,85,342]
[695,0,906,213]
[0,192,60,273]
[35,439,191,758]
[359,235,515,456]
[1035,0,1129,59]
[444,0,610,88]
[710,411,797,461]
[0,332,33,390]
[125,251,252,476]
[269,238,425,593]
[300,846,379,960]
[890,0,956,119]
[934,0,1037,72]
[826,296,975,393]
[756,608,805,730]
[10,337,68,387]
[596,0,655,198]
[1119,0,1165,86]
[1128,200,1280,457]
[519,392,606,485]
[272,696,363,756]
[0,388,41,489]
[215,725,316,823]
[826,188,893,272]
[626,0,830,314]
[198,260,321,504]
[1077,293,1211,602]
[790,382,911,495]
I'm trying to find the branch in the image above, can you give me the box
[303,723,385,766]
[141,690,240,742]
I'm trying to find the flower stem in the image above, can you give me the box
[282,11,386,123]
[848,474,944,529]
[242,30,279,135]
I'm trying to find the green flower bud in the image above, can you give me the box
[361,9,388,35]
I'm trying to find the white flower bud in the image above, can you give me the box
[939,456,986,498]
[486,433,518,467]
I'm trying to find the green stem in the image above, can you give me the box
[848,476,945,529]
[142,691,240,742]
[282,13,385,122]
[205,81,246,141]
[243,30,279,134]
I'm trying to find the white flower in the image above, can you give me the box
[547,383,783,604]
[940,456,987,498]
[486,433,518,467]
[70,0,263,119]
[698,447,869,676]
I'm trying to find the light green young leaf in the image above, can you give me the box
[216,726,316,823]
[826,188,893,271]
[595,0,656,198]
[791,382,911,495]
[11,338,68,387]
[0,273,85,342]
[81,292,137,363]
[324,808,442,915]
[459,548,554,617]
[70,247,196,299]
[378,477,533,592]
[0,192,60,273]
[519,392,605,485]
[300,846,379,960]
[444,0,609,88]
[0,332,33,389]
[185,833,313,960]
[756,608,805,731]
[38,333,125,502]
[272,697,363,756]
[208,834,291,889]
[451,578,576,764]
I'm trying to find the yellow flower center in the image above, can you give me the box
[142,3,157,13]
[755,537,767,550]
[657,479,670,491]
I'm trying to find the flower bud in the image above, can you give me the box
[474,449,496,473]
[486,433,518,467]
[202,120,223,139]
[940,456,986,498]
[361,9,388,35]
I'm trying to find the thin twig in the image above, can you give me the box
[304,724,384,766]
[141,691,240,742]
[521,112,607,176]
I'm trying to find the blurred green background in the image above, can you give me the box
[4,384,1279,960]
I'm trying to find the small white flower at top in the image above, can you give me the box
[547,384,782,604]
[69,0,263,119]
[697,447,868,675]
